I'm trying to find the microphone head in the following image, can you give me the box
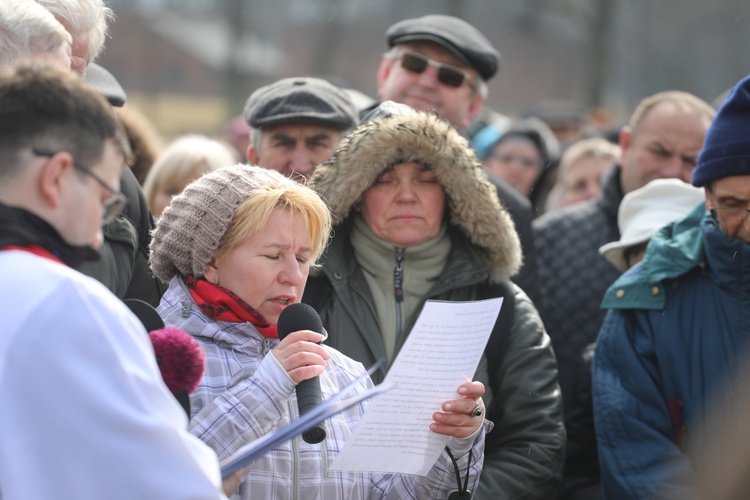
[124,298,165,333]
[277,303,324,340]
[148,327,206,394]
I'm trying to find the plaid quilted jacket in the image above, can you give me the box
[157,277,485,499]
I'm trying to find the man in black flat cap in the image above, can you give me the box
[374,14,541,307]
[244,76,358,182]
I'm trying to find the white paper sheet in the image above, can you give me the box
[330,297,503,475]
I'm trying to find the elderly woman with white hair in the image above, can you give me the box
[35,0,112,74]
[0,0,72,68]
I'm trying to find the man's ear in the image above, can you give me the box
[37,152,71,209]
[247,144,260,166]
[463,90,485,129]
[618,125,632,165]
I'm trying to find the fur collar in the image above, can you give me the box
[311,111,521,283]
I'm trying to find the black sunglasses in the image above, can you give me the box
[397,51,472,89]
[32,148,127,224]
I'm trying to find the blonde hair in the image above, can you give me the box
[545,137,621,212]
[216,180,332,268]
[143,134,236,215]
[558,137,621,178]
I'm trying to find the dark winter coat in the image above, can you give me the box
[593,205,750,499]
[305,110,565,499]
[532,164,623,416]
[78,167,165,306]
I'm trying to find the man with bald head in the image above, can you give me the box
[593,73,750,499]
[534,90,715,425]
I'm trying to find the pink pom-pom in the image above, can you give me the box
[148,327,206,394]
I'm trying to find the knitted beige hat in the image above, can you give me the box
[150,164,284,283]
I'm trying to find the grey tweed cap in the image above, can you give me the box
[386,15,500,81]
[243,77,358,130]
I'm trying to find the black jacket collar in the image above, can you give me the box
[0,203,99,269]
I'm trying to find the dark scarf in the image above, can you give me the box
[0,202,99,268]
[185,275,278,338]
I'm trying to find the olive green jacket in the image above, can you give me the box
[306,110,564,499]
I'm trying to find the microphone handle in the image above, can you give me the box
[296,377,326,444]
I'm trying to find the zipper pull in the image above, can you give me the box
[180,300,191,318]
[394,247,405,303]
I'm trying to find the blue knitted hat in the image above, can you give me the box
[692,74,750,187]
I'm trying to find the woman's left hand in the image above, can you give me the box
[430,381,485,439]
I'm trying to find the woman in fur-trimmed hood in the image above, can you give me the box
[303,103,565,499]
[313,104,521,283]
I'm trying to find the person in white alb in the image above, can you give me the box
[0,61,231,499]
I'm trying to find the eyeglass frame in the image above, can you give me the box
[395,50,475,89]
[709,206,750,223]
[32,148,127,224]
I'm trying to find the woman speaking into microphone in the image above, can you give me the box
[149,164,487,499]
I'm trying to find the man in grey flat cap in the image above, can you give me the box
[374,14,541,308]
[244,76,358,182]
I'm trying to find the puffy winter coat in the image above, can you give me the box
[533,164,623,417]
[593,205,750,499]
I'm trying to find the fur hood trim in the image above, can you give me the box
[311,111,521,282]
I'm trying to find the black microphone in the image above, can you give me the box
[277,303,327,444]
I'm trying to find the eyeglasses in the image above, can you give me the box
[710,205,750,223]
[32,148,127,224]
[706,185,750,225]
[397,51,473,89]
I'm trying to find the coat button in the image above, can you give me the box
[652,286,660,296]
[333,272,342,280]
[616,289,625,298]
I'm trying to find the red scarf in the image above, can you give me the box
[1,244,64,264]
[185,276,278,338]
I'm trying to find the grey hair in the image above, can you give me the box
[35,0,113,64]
[0,0,71,66]
[249,127,263,157]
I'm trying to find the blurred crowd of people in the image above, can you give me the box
[2,1,750,499]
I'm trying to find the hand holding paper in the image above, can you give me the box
[430,380,486,438]
[330,298,503,476]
